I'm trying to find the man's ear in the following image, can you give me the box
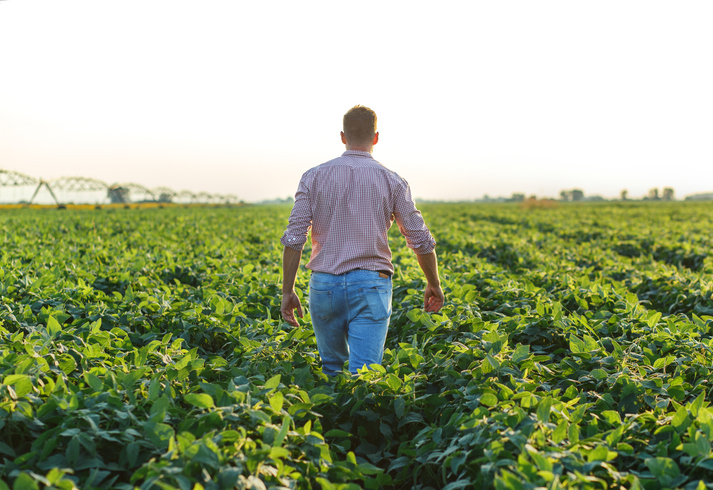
[373,132,379,146]
[340,131,347,144]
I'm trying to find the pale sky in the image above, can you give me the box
[1,0,712,202]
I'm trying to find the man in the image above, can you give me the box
[280,105,444,376]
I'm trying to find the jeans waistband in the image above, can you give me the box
[311,268,392,278]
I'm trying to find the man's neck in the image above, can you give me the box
[345,145,373,153]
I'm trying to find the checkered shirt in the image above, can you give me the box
[281,150,436,275]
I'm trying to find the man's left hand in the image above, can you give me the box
[281,291,304,326]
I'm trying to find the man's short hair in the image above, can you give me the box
[343,105,377,146]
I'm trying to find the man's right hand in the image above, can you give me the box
[424,283,444,313]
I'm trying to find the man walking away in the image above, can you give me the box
[280,105,444,376]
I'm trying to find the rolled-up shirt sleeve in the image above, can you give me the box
[393,179,436,255]
[281,176,312,251]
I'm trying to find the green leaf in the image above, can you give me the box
[495,383,514,400]
[606,425,624,446]
[46,316,62,338]
[58,355,76,375]
[406,309,421,323]
[185,393,215,409]
[690,392,706,417]
[486,354,500,370]
[84,373,103,393]
[681,443,699,458]
[496,469,527,490]
[600,410,621,426]
[672,406,690,432]
[583,335,599,352]
[269,446,289,460]
[653,356,672,369]
[264,374,281,391]
[421,313,438,330]
[4,375,32,398]
[590,369,607,380]
[536,397,553,423]
[12,473,38,490]
[569,336,585,354]
[325,429,351,437]
[511,344,530,364]
[587,445,609,462]
[692,314,706,328]
[386,374,402,391]
[356,461,383,475]
[269,392,284,413]
[148,377,161,402]
[0,441,15,458]
[693,480,708,490]
[695,432,711,457]
[646,457,680,487]
[118,368,147,389]
[552,421,567,444]
[442,481,471,490]
[480,393,498,407]
[143,422,175,449]
[568,423,580,444]
[394,398,406,419]
[646,311,662,328]
[315,478,335,490]
[273,416,289,447]
[125,285,135,302]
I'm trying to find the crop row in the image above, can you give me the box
[0,203,712,489]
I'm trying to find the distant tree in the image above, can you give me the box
[648,188,660,200]
[620,189,628,201]
[560,190,571,201]
[662,187,674,200]
[571,189,584,201]
[511,193,525,202]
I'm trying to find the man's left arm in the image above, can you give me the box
[281,246,304,326]
[392,180,444,312]
[280,176,312,326]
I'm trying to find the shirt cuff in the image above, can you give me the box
[281,234,306,251]
[412,236,436,255]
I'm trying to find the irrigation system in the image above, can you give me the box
[0,169,239,205]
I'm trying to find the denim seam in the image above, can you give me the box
[343,274,353,324]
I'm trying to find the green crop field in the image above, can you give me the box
[1,202,712,490]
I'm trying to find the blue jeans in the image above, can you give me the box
[309,270,393,376]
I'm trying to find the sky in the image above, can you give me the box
[1,0,712,203]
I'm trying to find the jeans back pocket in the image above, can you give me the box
[309,289,334,322]
[361,287,392,322]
